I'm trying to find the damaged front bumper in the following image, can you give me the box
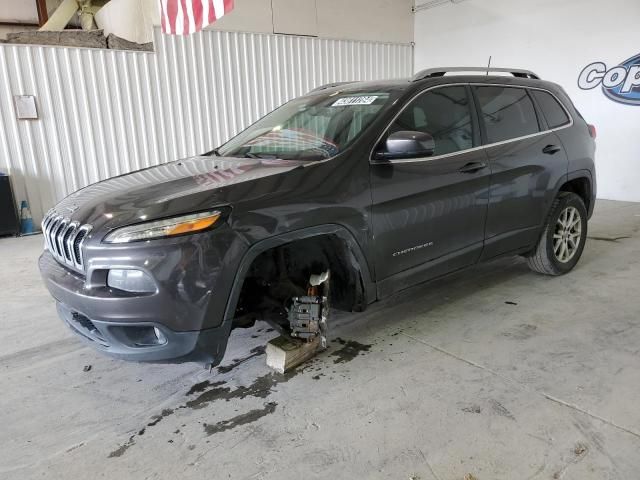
[53,301,230,363]
[37,229,240,363]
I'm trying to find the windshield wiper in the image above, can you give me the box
[242,152,282,159]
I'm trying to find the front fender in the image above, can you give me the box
[221,224,377,325]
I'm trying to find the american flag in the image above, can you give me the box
[160,0,235,36]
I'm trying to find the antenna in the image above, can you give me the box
[486,56,492,76]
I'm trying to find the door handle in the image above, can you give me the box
[543,144,562,155]
[458,161,487,173]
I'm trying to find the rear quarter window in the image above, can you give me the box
[531,90,571,129]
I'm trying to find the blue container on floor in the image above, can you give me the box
[20,200,34,234]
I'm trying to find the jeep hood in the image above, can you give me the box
[53,156,306,231]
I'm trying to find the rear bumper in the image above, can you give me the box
[39,250,233,364]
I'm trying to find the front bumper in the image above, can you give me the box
[38,237,238,363]
[55,301,231,362]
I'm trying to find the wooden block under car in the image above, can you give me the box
[266,335,321,373]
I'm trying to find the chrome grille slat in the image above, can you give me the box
[51,217,63,254]
[62,222,78,263]
[64,222,79,263]
[47,216,62,253]
[54,219,69,257]
[72,226,91,270]
[42,211,92,273]
[41,214,53,250]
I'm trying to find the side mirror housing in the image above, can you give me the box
[374,130,435,161]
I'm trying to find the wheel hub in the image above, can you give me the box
[553,206,582,263]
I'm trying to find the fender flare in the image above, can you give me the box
[567,169,593,184]
[567,169,595,217]
[553,169,594,216]
[221,224,376,324]
[534,171,593,243]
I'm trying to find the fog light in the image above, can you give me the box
[107,269,156,293]
[110,325,168,347]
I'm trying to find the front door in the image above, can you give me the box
[370,85,490,296]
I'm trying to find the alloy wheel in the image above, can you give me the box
[553,206,582,263]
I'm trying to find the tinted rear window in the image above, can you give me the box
[531,90,570,129]
[475,86,540,143]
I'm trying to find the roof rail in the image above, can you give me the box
[413,67,540,81]
[309,81,357,93]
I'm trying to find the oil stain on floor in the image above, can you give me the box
[108,337,373,457]
[203,402,278,436]
[108,372,290,457]
[217,345,266,374]
[330,338,372,364]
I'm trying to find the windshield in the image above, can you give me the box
[217,92,393,161]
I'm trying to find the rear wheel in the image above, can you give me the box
[527,192,587,275]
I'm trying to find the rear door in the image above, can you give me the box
[370,85,490,294]
[473,85,569,259]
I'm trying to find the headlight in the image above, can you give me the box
[103,211,221,244]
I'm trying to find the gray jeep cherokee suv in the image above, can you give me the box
[39,67,597,365]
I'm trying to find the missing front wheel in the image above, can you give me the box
[288,271,329,348]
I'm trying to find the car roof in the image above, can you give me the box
[306,79,411,96]
[307,73,559,99]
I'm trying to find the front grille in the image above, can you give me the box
[42,210,92,272]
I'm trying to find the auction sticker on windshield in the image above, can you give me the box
[332,96,379,106]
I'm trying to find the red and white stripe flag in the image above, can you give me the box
[160,0,234,36]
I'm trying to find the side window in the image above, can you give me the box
[475,86,540,144]
[531,90,570,129]
[389,86,473,156]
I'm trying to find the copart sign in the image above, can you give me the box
[578,53,640,105]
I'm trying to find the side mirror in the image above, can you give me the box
[374,130,435,161]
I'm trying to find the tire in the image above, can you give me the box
[527,192,588,276]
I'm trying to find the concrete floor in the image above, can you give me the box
[2,200,640,480]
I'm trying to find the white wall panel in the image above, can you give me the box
[0,28,413,224]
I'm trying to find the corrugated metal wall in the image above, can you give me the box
[0,28,413,225]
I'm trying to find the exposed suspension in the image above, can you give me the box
[288,271,329,348]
